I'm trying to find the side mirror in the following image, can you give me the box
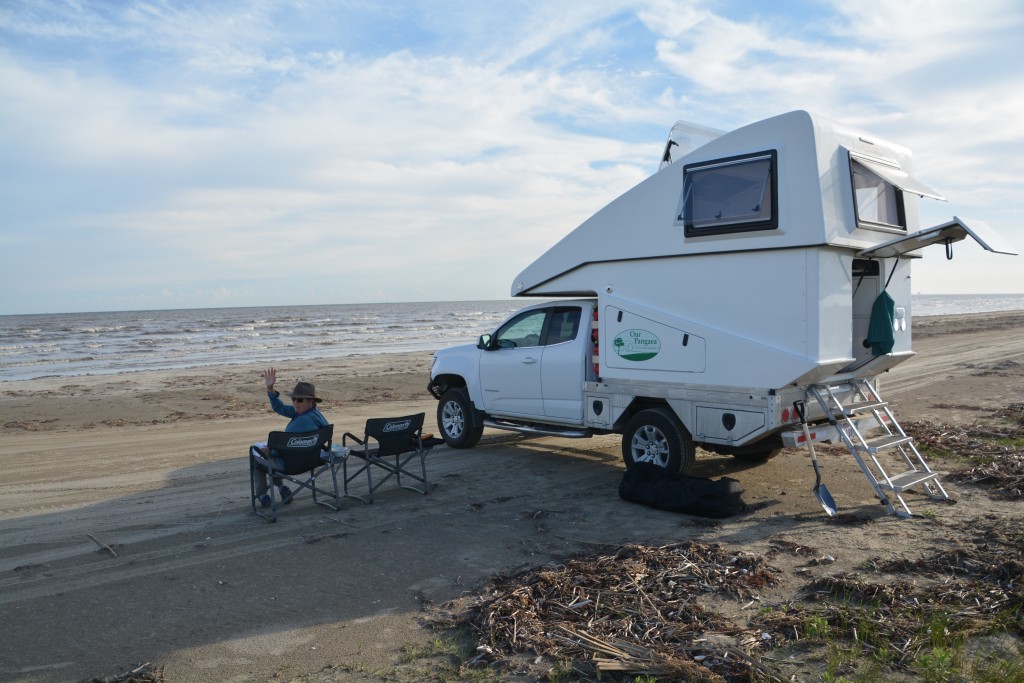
[477,333,492,350]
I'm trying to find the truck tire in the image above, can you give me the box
[437,388,484,448]
[622,408,696,475]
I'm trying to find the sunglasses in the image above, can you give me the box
[291,397,307,404]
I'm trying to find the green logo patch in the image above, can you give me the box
[612,329,661,361]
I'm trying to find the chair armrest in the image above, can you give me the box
[342,432,364,446]
[322,444,350,462]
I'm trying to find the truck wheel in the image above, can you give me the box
[437,388,483,448]
[622,409,695,475]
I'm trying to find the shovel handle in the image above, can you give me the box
[793,400,807,424]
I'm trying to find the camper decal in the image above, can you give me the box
[612,329,661,361]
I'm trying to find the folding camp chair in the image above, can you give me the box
[249,425,338,522]
[341,413,442,503]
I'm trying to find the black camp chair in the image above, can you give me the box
[341,413,442,503]
[249,425,337,522]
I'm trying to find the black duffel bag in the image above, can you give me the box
[619,462,746,518]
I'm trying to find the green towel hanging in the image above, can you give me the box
[866,291,896,356]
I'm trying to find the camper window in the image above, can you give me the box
[679,150,777,237]
[850,158,905,231]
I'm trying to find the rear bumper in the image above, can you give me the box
[780,415,881,447]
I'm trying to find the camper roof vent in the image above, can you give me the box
[659,120,725,170]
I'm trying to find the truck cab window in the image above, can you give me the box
[495,309,546,348]
[545,308,582,345]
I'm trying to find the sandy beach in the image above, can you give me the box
[1,311,1023,682]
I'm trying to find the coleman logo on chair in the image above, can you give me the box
[383,420,412,432]
[287,435,320,448]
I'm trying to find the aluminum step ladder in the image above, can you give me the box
[807,378,950,518]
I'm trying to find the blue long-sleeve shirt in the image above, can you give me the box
[267,391,329,432]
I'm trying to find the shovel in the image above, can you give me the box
[793,400,837,516]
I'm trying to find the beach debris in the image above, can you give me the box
[85,661,163,682]
[755,514,1024,670]
[87,533,118,557]
[766,539,820,557]
[875,517,1024,587]
[439,509,1024,680]
[904,407,1024,499]
[453,541,779,681]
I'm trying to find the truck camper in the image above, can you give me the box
[428,110,1017,517]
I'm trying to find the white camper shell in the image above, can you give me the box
[428,110,1015,515]
[514,110,1013,387]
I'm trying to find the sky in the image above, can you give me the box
[1,0,1022,315]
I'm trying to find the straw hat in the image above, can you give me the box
[284,381,322,403]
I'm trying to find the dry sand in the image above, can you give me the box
[1,311,1022,682]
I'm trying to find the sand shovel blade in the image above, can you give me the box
[815,482,838,516]
[797,400,838,517]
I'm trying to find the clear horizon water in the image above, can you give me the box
[1,295,1022,382]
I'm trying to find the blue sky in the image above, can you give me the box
[1,0,1022,315]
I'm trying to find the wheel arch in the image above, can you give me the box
[614,397,689,434]
[428,372,468,400]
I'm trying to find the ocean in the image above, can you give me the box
[1,295,1022,382]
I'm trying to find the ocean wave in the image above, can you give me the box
[5,297,1015,381]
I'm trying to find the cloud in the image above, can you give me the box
[1,0,1022,313]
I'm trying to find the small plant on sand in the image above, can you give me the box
[914,646,959,683]
[923,613,956,649]
[971,650,1024,682]
[820,669,853,683]
[824,642,852,679]
[547,659,576,682]
[805,614,831,639]
[399,637,461,663]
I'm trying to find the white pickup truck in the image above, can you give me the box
[427,110,1015,476]
[428,296,797,474]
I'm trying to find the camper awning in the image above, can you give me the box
[852,154,946,201]
[857,216,1019,259]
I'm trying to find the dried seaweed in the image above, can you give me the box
[872,517,1024,604]
[462,542,779,681]
[755,566,1014,670]
[750,517,1024,671]
[903,410,1024,499]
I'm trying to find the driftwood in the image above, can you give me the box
[461,541,779,681]
[87,661,163,682]
[87,533,118,557]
